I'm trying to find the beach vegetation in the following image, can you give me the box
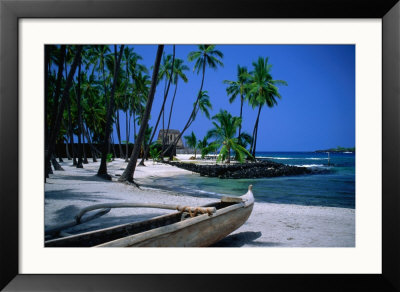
[106,153,113,163]
[197,136,219,159]
[149,145,162,163]
[207,110,252,164]
[184,131,198,159]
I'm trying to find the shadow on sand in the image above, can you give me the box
[45,189,122,202]
[50,174,113,182]
[211,231,283,247]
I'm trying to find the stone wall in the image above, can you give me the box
[165,161,313,179]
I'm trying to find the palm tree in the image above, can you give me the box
[247,57,287,157]
[207,110,252,164]
[197,136,219,159]
[118,45,164,184]
[184,131,198,158]
[223,65,249,137]
[139,46,175,166]
[97,45,125,180]
[162,45,223,157]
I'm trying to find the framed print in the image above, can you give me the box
[1,0,399,291]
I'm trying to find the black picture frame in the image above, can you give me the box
[1,0,399,291]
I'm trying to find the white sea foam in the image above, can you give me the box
[256,156,327,160]
[295,164,326,168]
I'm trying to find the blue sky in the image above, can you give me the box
[112,44,355,152]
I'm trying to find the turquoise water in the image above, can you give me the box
[140,152,355,209]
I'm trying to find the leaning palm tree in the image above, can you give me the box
[207,110,252,164]
[184,131,197,159]
[223,65,249,137]
[138,46,175,166]
[162,45,223,157]
[247,57,287,157]
[118,45,164,184]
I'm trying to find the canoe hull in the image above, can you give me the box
[127,203,252,247]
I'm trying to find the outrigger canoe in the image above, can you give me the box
[45,185,254,247]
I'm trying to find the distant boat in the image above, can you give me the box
[45,185,254,247]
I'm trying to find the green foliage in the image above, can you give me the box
[247,57,287,109]
[106,153,113,162]
[223,65,250,104]
[207,110,252,163]
[187,45,224,74]
[197,136,219,159]
[149,146,162,163]
[184,131,198,158]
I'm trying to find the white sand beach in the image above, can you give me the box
[45,156,355,247]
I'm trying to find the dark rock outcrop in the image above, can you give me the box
[164,160,313,179]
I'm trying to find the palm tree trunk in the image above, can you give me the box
[238,94,244,137]
[251,104,262,158]
[84,128,96,162]
[227,145,231,164]
[164,80,178,156]
[76,59,84,168]
[133,109,137,144]
[65,138,71,160]
[116,109,124,158]
[125,110,129,161]
[97,45,124,179]
[118,45,164,184]
[64,57,77,165]
[82,131,88,164]
[139,45,175,166]
[111,135,117,160]
[51,155,63,170]
[253,123,259,158]
[45,46,82,180]
[84,123,97,162]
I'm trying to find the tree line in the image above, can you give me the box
[45,44,287,185]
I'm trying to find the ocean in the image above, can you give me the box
[139,152,355,209]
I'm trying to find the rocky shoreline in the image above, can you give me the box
[164,160,315,179]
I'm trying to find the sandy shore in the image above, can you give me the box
[45,156,355,247]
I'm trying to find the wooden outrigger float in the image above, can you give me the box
[45,185,254,247]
